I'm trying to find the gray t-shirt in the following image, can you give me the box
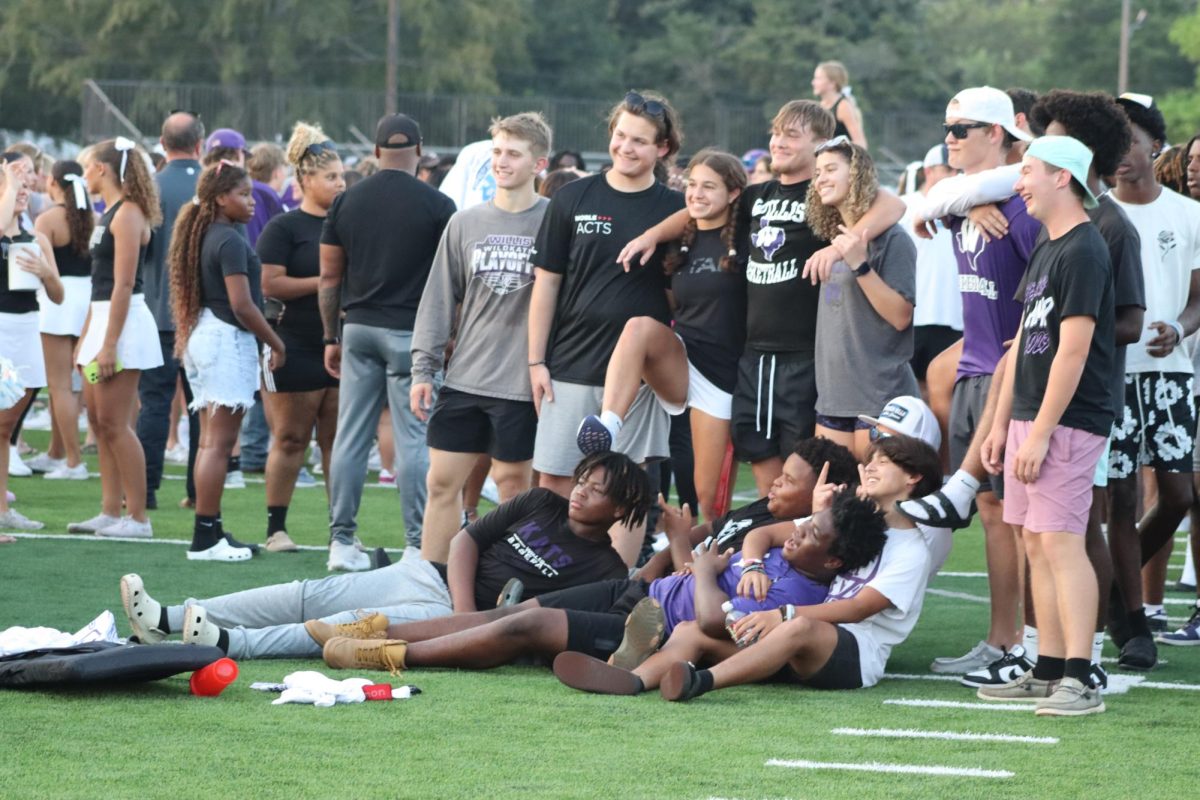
[145,159,202,331]
[815,224,919,417]
[411,197,549,401]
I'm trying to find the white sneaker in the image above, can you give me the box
[120,573,167,644]
[378,469,395,486]
[96,517,153,539]
[181,605,221,646]
[0,508,44,531]
[224,469,246,489]
[930,640,1004,674]
[23,407,52,431]
[67,513,121,533]
[45,462,89,480]
[367,444,382,472]
[8,445,32,477]
[328,540,370,572]
[26,452,64,473]
[186,538,252,562]
[164,442,189,465]
[481,476,500,504]
[294,467,317,488]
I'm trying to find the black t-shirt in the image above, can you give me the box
[707,496,780,553]
[532,174,685,385]
[0,231,39,314]
[200,223,263,331]
[1013,222,1115,437]
[90,200,145,301]
[321,169,456,330]
[670,227,747,393]
[737,180,824,353]
[256,209,323,343]
[465,487,628,610]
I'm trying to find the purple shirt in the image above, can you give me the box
[952,195,1040,379]
[247,180,287,246]
[648,547,829,636]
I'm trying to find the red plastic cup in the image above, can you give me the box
[190,658,238,696]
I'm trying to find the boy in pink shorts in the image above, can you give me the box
[980,135,1115,716]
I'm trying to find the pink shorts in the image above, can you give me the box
[1002,420,1106,535]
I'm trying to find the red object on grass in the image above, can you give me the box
[190,658,238,696]
[712,441,736,519]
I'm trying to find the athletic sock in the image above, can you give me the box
[267,505,288,535]
[158,608,171,634]
[599,410,624,440]
[191,514,221,551]
[940,469,981,516]
[693,667,715,697]
[1144,603,1165,618]
[632,676,646,694]
[226,455,240,473]
[1128,607,1152,638]
[1032,655,1065,681]
[1064,657,1091,685]
[216,628,230,654]
[1022,625,1039,661]
[1091,631,1105,665]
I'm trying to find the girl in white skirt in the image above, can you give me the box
[170,161,285,562]
[33,160,94,480]
[72,138,164,539]
[0,157,64,531]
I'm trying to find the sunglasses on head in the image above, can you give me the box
[624,91,668,123]
[304,140,337,158]
[815,135,852,154]
[943,121,993,140]
[868,426,893,442]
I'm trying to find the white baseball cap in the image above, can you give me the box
[858,396,941,450]
[946,86,1033,142]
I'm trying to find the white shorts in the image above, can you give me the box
[76,295,163,371]
[686,359,733,421]
[0,311,46,388]
[183,309,259,411]
[38,275,91,337]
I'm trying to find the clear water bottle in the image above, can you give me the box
[722,600,755,648]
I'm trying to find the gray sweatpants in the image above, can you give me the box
[167,559,452,659]
[328,323,433,547]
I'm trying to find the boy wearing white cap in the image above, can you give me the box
[979,136,1114,715]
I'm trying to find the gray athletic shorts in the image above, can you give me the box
[532,380,670,476]
[949,374,1004,498]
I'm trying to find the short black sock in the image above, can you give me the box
[226,455,240,473]
[191,514,221,551]
[1064,657,1091,685]
[693,668,715,697]
[1128,607,1152,638]
[158,608,170,634]
[1032,655,1065,681]
[216,628,230,653]
[267,505,288,535]
[632,676,646,694]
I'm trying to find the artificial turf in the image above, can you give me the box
[2,428,1198,799]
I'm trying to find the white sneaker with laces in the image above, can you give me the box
[224,469,246,489]
[67,513,121,533]
[0,508,44,531]
[26,452,64,473]
[96,517,153,539]
[45,462,89,480]
[164,443,189,465]
[8,445,32,477]
[328,540,370,572]
[930,640,1003,674]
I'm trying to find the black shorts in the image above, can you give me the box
[815,414,872,433]
[910,325,962,382]
[777,624,862,690]
[266,333,338,393]
[537,578,649,659]
[426,387,538,462]
[731,348,816,463]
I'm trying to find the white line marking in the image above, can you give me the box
[935,571,988,578]
[883,673,962,682]
[1139,681,1200,691]
[4,532,404,554]
[831,727,1057,745]
[926,588,989,604]
[1163,597,1198,605]
[884,698,1030,712]
[766,759,1013,779]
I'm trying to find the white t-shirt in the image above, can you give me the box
[825,526,931,687]
[438,140,496,211]
[1112,187,1200,375]
[901,192,964,330]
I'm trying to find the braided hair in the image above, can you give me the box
[168,162,250,356]
[572,451,653,529]
[663,148,747,275]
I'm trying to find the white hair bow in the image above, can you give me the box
[114,136,137,182]
[63,173,89,210]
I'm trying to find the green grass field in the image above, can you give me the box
[2,427,1199,799]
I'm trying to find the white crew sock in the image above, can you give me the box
[1092,631,1105,665]
[1022,625,1039,661]
[599,410,624,440]
[939,469,981,516]
[1144,603,1164,618]
[1183,539,1196,587]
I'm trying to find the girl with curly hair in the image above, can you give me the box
[807,137,918,458]
[70,138,163,539]
[170,161,285,562]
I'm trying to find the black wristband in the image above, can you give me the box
[323,337,340,346]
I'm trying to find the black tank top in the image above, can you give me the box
[830,96,851,139]
[0,229,41,314]
[90,200,145,301]
[54,241,92,278]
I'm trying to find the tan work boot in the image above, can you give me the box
[304,612,390,647]
[323,636,408,675]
